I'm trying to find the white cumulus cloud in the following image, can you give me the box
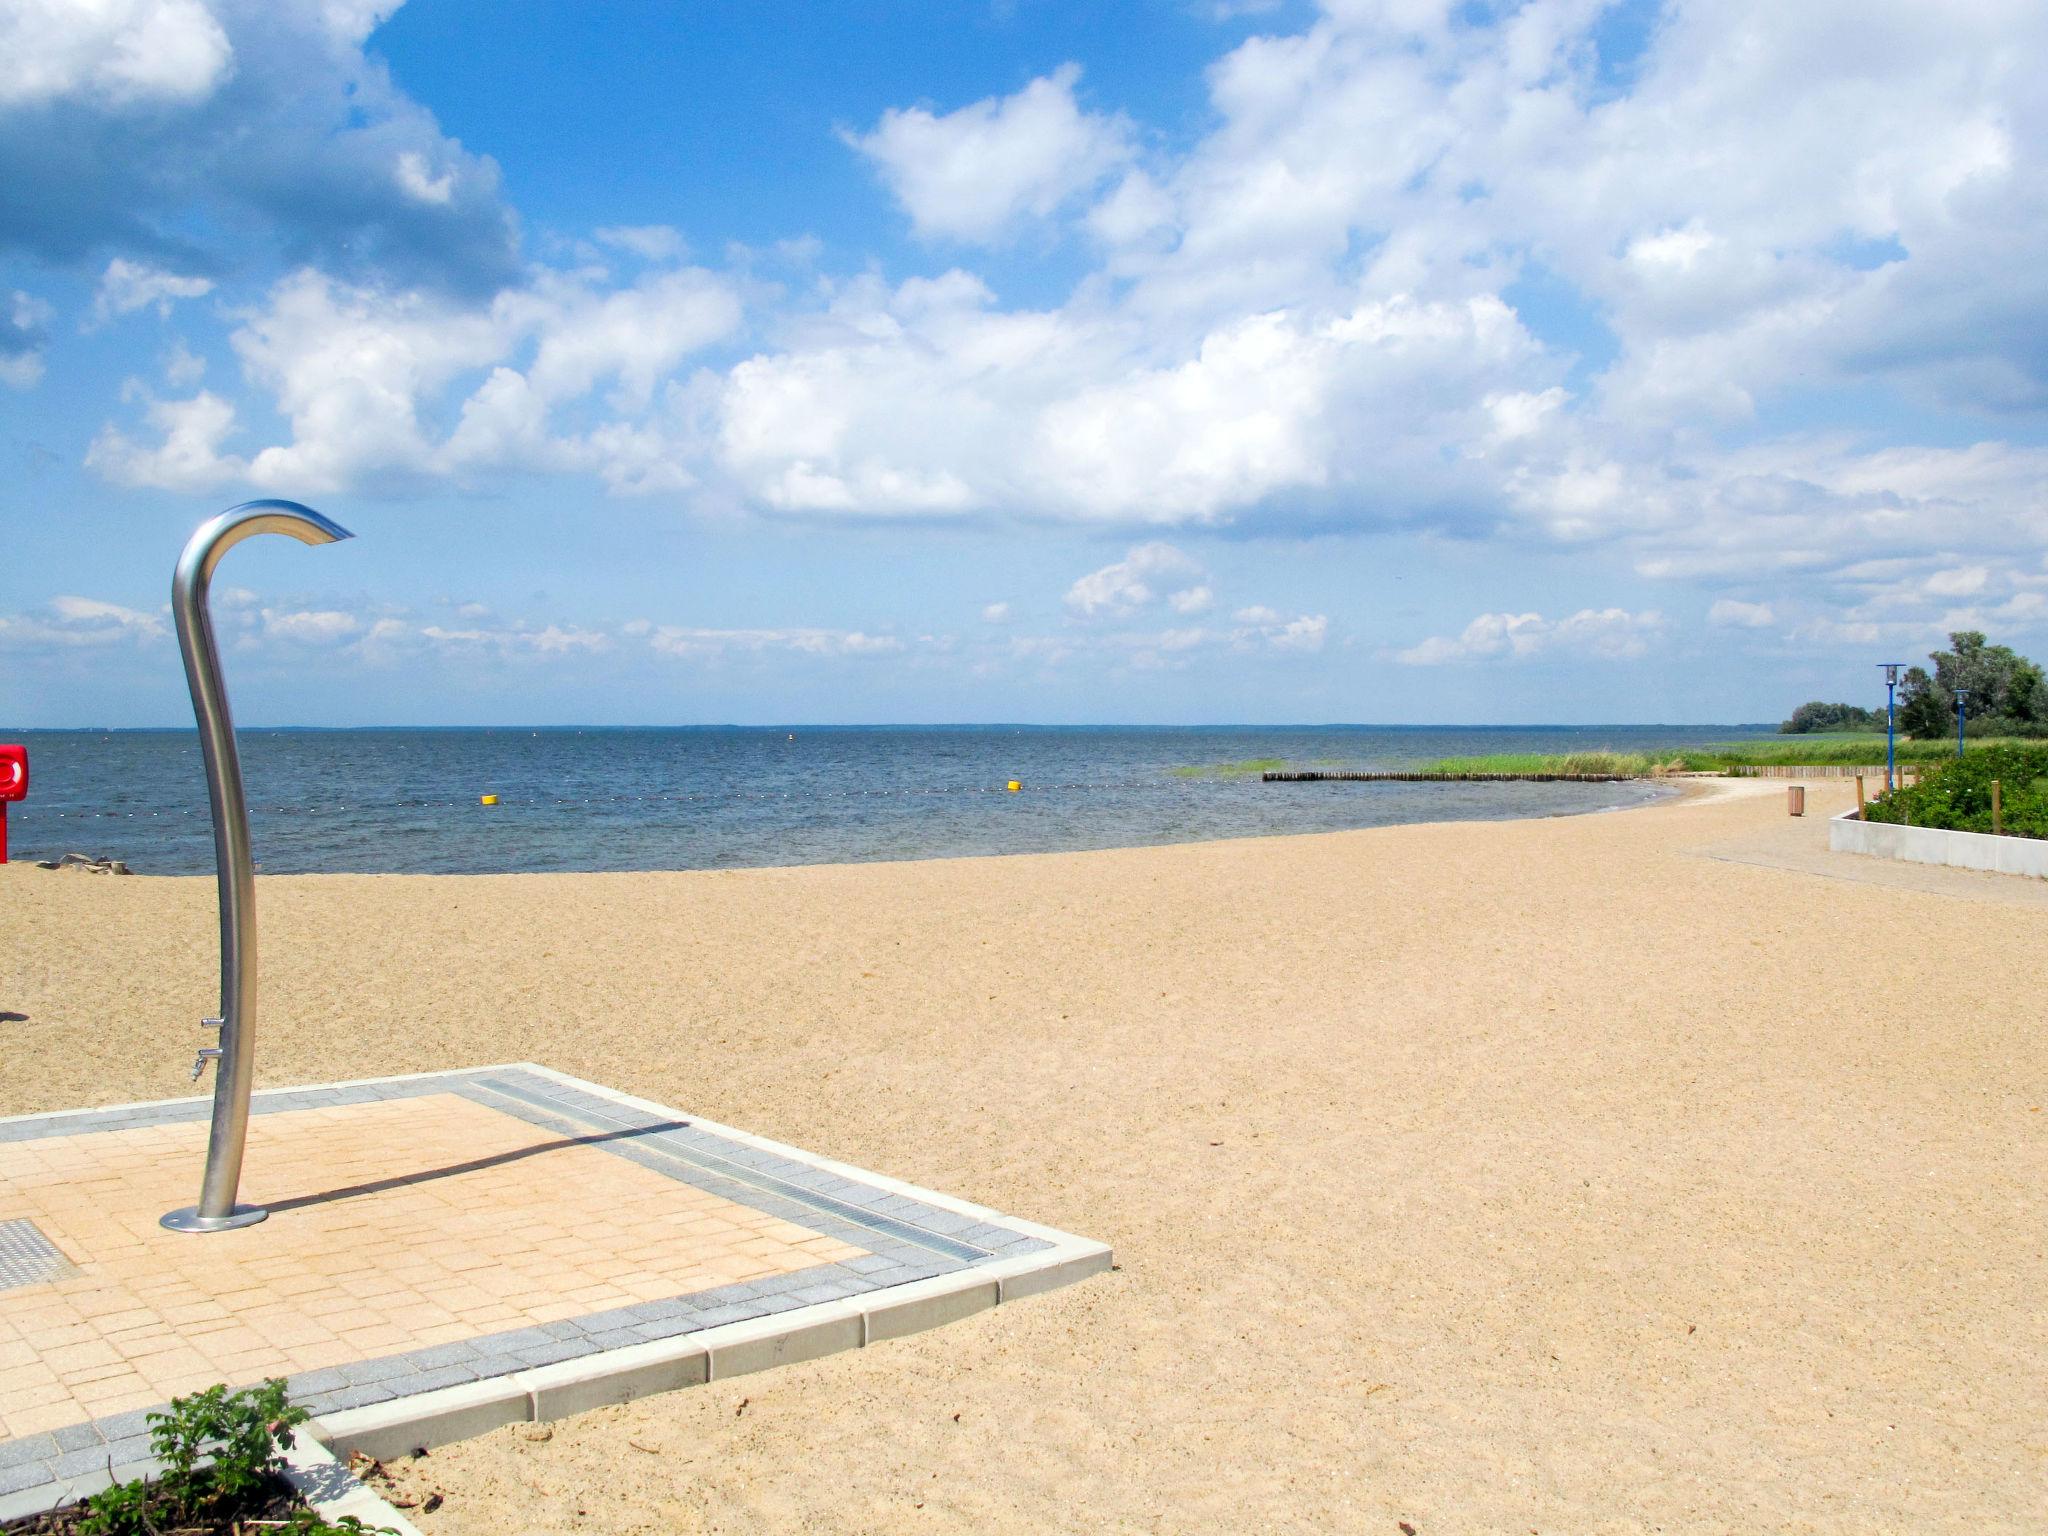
[258,608,360,645]
[393,149,455,205]
[850,64,1134,243]
[643,626,907,660]
[86,390,245,489]
[0,594,167,650]
[1708,599,1776,629]
[0,291,53,388]
[1065,542,1209,618]
[94,259,214,321]
[1399,608,1666,665]
[90,260,744,494]
[0,0,232,109]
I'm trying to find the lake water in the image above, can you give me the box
[3,725,1760,876]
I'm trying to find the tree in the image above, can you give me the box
[1780,701,1884,734]
[1897,631,2048,738]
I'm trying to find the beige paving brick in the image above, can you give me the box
[334,1324,410,1353]
[6,1302,84,1343]
[0,1362,62,1397]
[296,1292,365,1321]
[31,1325,102,1364]
[72,1382,165,1419]
[135,1348,215,1387]
[60,1359,135,1390]
[9,1399,93,1437]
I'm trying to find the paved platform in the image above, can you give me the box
[0,1066,1109,1516]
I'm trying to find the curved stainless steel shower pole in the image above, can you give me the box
[162,501,353,1235]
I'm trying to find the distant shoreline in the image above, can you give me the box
[11,720,1783,735]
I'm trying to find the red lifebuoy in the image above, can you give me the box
[0,745,23,864]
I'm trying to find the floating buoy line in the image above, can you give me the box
[26,779,1138,821]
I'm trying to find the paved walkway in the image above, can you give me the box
[0,1067,1107,1514]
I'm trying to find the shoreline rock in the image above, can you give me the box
[36,853,133,874]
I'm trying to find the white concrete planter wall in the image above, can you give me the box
[1830,810,2048,879]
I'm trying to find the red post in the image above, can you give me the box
[0,745,27,864]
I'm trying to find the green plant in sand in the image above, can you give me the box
[76,1379,391,1536]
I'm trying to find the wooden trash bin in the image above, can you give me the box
[1788,784,1806,817]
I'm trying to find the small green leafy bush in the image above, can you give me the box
[1863,743,2048,839]
[274,1515,396,1535]
[75,1379,390,1536]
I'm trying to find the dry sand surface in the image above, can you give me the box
[5,782,2046,1533]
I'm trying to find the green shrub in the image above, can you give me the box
[77,1379,392,1536]
[1963,714,2048,739]
[1864,743,2048,839]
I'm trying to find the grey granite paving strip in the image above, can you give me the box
[47,1081,385,1136]
[0,1463,57,1498]
[0,1072,480,1142]
[0,1100,209,1142]
[0,1436,57,1471]
[463,1074,1033,1261]
[275,1254,966,1416]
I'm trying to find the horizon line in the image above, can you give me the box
[12,719,1783,733]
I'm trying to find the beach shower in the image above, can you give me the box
[161,501,353,1234]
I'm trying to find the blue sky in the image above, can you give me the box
[3,0,2045,726]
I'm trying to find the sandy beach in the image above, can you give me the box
[5,780,2044,1533]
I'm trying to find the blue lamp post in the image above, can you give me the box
[1955,688,1969,755]
[1881,662,1906,791]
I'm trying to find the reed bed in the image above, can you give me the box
[1420,736,2026,777]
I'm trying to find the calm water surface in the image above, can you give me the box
[5,726,1761,876]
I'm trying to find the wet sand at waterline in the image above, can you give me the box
[6,781,2044,1533]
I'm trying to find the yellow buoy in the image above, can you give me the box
[480,793,499,806]
[1006,780,1021,792]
